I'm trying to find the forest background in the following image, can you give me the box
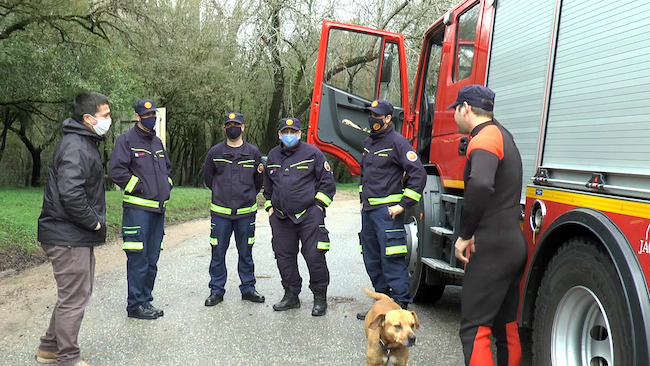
[0,0,455,188]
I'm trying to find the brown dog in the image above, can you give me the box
[363,288,419,366]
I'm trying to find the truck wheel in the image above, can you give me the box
[404,201,445,303]
[532,238,633,365]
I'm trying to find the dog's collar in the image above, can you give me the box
[379,335,393,354]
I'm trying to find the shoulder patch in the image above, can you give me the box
[324,161,331,172]
[406,151,418,162]
[257,163,264,173]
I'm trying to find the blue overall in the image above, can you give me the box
[360,207,411,303]
[122,207,164,312]
[209,215,256,295]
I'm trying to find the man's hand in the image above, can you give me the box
[268,207,274,216]
[95,222,102,231]
[455,236,475,264]
[387,204,404,219]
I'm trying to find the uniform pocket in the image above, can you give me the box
[247,221,256,246]
[385,229,407,257]
[122,226,143,252]
[209,222,218,246]
[317,225,330,252]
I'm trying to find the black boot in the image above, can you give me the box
[312,287,327,316]
[273,290,300,311]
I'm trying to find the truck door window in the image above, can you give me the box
[454,3,479,81]
[324,29,401,106]
[418,30,444,160]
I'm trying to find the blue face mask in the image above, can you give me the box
[281,133,300,147]
[141,115,157,130]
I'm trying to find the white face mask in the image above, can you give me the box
[89,115,112,136]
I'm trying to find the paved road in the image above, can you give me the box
[2,196,468,365]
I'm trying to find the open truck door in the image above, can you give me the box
[307,20,410,176]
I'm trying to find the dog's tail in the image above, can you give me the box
[364,288,392,301]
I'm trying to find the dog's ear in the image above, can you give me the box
[369,313,386,330]
[411,311,420,330]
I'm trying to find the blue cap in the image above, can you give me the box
[225,112,244,124]
[366,100,394,116]
[447,84,495,111]
[279,117,301,131]
[134,99,157,115]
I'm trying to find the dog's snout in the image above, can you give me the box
[407,333,416,347]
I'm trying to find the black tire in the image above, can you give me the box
[404,200,445,303]
[532,238,633,365]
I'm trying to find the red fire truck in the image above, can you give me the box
[307,0,650,364]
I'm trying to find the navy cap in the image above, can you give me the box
[279,117,301,131]
[134,99,157,115]
[447,84,495,111]
[366,100,394,116]
[225,112,244,124]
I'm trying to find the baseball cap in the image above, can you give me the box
[225,112,244,124]
[365,100,394,116]
[134,99,157,115]
[446,84,495,111]
[279,117,301,131]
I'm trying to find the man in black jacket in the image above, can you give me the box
[36,91,111,366]
[202,112,265,306]
[109,99,173,320]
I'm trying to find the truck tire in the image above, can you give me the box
[404,200,445,303]
[532,238,633,366]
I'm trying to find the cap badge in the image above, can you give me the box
[229,113,236,119]
[286,119,294,125]
[371,100,379,107]
[144,101,152,109]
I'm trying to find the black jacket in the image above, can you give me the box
[38,118,106,247]
[203,140,263,218]
[360,126,426,211]
[109,125,172,213]
[263,141,336,223]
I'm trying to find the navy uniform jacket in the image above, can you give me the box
[360,126,426,211]
[109,126,173,213]
[263,141,336,223]
[203,140,263,218]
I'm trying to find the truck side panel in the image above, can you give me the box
[486,0,556,201]
[544,2,650,178]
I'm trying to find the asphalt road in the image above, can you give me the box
[2,196,468,365]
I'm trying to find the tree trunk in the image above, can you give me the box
[259,6,284,155]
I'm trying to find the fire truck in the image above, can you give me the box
[307,0,650,364]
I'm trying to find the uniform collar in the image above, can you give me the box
[369,125,394,140]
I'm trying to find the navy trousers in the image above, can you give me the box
[270,207,329,295]
[122,207,164,312]
[208,214,256,295]
[360,206,412,304]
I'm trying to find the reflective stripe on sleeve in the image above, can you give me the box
[403,188,422,202]
[264,200,272,210]
[125,176,139,193]
[315,192,332,207]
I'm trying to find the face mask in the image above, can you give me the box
[89,115,112,136]
[281,133,300,147]
[140,115,158,130]
[368,116,385,132]
[226,126,242,139]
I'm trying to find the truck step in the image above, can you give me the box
[440,194,463,204]
[430,226,454,236]
[421,257,465,275]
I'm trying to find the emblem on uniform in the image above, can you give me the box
[257,163,264,173]
[406,151,417,162]
[371,100,379,107]
[144,101,152,109]
[229,113,236,119]
[324,161,331,172]
[134,152,144,158]
[286,119,294,125]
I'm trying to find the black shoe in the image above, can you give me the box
[356,310,368,320]
[144,303,164,317]
[273,291,300,311]
[312,288,327,316]
[396,301,408,309]
[205,293,223,307]
[242,290,265,303]
[128,305,159,320]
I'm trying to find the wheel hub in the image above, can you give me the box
[551,286,613,366]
